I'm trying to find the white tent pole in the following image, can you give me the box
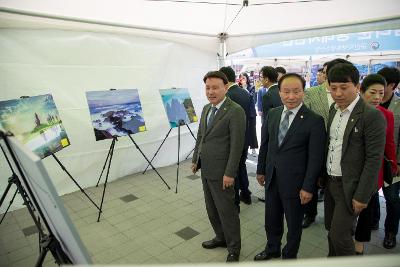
[218,33,228,68]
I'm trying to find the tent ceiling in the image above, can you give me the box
[0,0,400,53]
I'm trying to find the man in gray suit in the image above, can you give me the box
[192,71,246,262]
[323,63,386,256]
[302,59,352,228]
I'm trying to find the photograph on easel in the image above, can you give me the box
[159,88,198,128]
[0,94,70,159]
[86,89,146,141]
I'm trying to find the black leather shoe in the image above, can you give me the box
[253,250,281,261]
[302,216,315,229]
[240,194,252,205]
[371,221,379,230]
[226,253,239,262]
[383,232,397,249]
[317,191,324,202]
[202,239,227,249]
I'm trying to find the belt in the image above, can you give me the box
[328,175,342,181]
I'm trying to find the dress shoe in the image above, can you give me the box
[202,239,227,249]
[240,194,252,205]
[253,250,281,261]
[383,232,397,249]
[371,221,379,230]
[302,216,315,229]
[317,190,324,202]
[226,253,239,262]
[257,196,265,202]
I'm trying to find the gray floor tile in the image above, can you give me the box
[21,225,38,237]
[120,193,138,203]
[186,174,200,180]
[175,226,200,240]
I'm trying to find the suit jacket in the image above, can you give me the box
[226,84,255,147]
[193,97,246,180]
[323,98,386,210]
[388,93,400,163]
[304,83,330,128]
[257,104,326,197]
[262,84,282,121]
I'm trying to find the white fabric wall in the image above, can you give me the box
[0,29,216,213]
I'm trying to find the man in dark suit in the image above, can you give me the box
[192,71,246,262]
[219,66,255,209]
[323,63,386,256]
[261,66,281,122]
[254,73,326,260]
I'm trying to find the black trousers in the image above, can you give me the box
[355,192,379,242]
[324,179,356,256]
[304,187,318,218]
[234,147,251,205]
[264,176,304,259]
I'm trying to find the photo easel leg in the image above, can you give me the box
[52,154,100,211]
[0,176,18,224]
[142,128,172,174]
[128,135,170,190]
[175,123,182,193]
[184,124,196,160]
[97,137,117,222]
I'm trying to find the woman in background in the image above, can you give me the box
[239,72,258,155]
[354,73,398,254]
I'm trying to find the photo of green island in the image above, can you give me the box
[0,94,70,159]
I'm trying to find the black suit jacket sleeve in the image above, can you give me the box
[302,115,326,193]
[257,110,270,175]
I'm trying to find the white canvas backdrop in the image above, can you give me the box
[0,29,216,213]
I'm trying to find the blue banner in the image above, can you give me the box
[253,29,400,57]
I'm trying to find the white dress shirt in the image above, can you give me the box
[326,95,360,176]
[280,103,303,129]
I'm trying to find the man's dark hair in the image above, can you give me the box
[275,66,287,75]
[377,67,400,89]
[203,71,228,85]
[327,63,360,86]
[219,66,236,83]
[326,58,353,74]
[278,73,306,91]
[360,74,387,93]
[260,66,278,83]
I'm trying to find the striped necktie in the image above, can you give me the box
[278,110,292,146]
[207,107,218,129]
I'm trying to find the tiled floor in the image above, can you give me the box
[0,155,399,266]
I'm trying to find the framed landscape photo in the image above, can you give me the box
[0,94,70,159]
[86,89,146,141]
[159,88,197,128]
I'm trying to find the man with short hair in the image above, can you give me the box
[377,66,400,249]
[254,73,326,260]
[275,66,287,81]
[323,63,386,256]
[316,67,326,85]
[192,71,246,262]
[220,66,254,209]
[302,59,352,229]
[261,66,281,122]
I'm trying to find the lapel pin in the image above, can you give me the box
[300,115,304,119]
[351,119,354,122]
[354,127,358,133]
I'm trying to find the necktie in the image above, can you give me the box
[278,110,292,146]
[207,107,218,129]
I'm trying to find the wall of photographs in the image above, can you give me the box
[0,29,216,213]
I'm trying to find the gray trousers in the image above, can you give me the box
[202,177,241,254]
[324,179,357,256]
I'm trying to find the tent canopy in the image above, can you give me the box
[1,0,400,54]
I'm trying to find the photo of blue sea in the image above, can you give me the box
[86,89,146,141]
[159,88,197,128]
